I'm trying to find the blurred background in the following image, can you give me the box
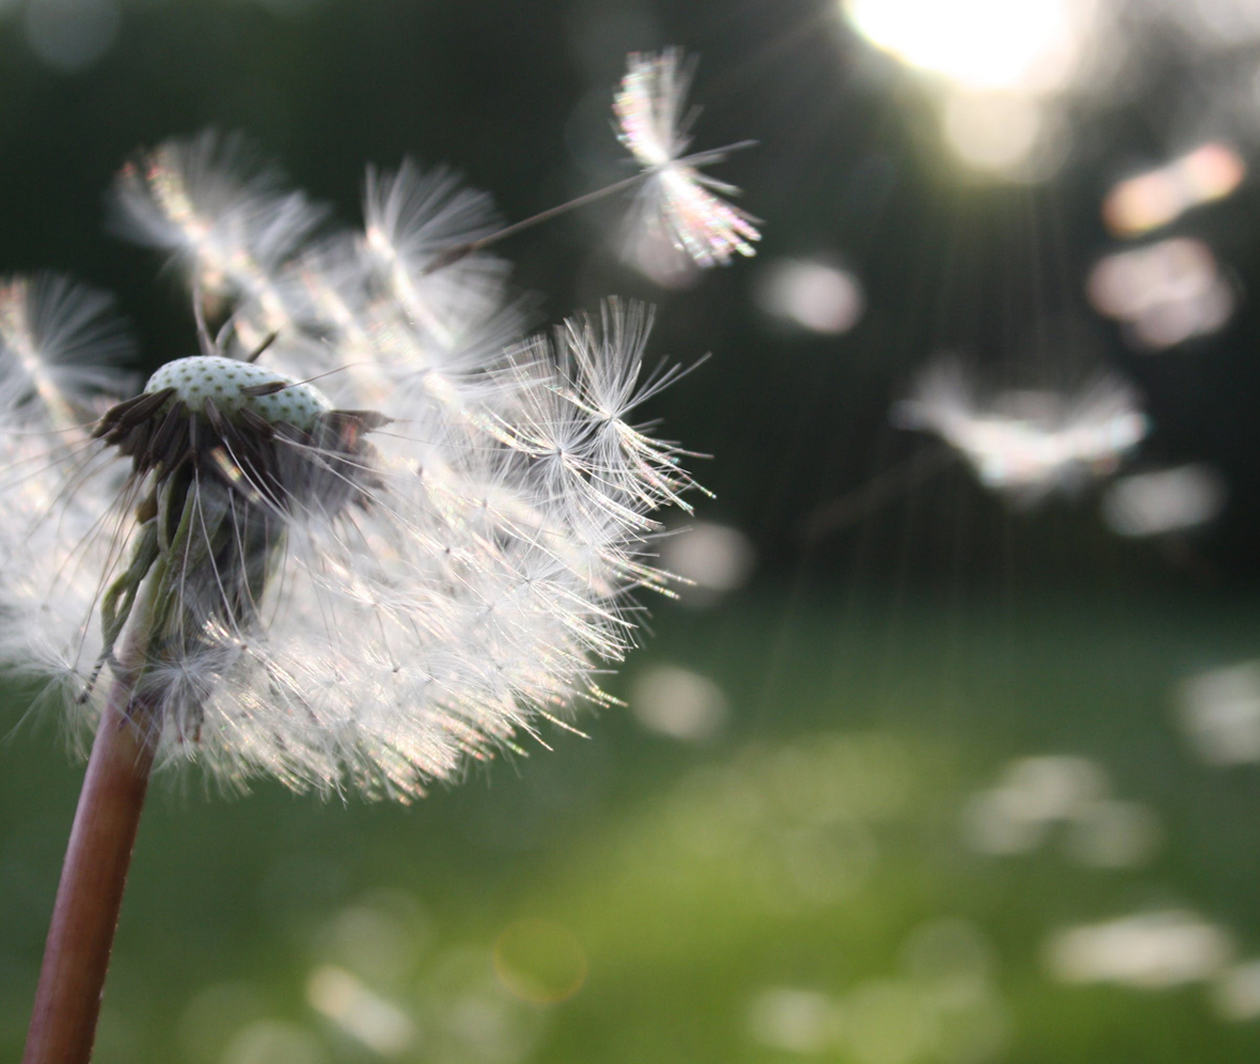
[3,0,1260,1060]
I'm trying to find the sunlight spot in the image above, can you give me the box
[901,919,994,1001]
[962,755,1110,855]
[1178,661,1260,766]
[842,0,1102,179]
[418,946,547,1063]
[306,965,416,1056]
[773,822,878,905]
[620,224,701,290]
[747,987,842,1053]
[222,1020,327,1064]
[961,787,1048,854]
[843,0,1097,94]
[658,521,756,606]
[24,0,119,72]
[1102,464,1227,537]
[314,890,428,984]
[178,982,267,1062]
[1062,798,1162,869]
[493,919,588,1004]
[1086,238,1234,349]
[995,755,1107,818]
[630,663,729,742]
[754,258,865,335]
[1044,910,1233,988]
[844,980,931,1064]
[1212,959,1260,1021]
[941,91,1066,180]
[1103,143,1246,237]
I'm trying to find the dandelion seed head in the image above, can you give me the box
[0,117,740,799]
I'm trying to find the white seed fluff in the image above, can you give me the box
[0,128,721,802]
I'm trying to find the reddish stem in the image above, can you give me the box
[23,684,157,1064]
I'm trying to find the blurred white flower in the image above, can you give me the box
[1044,910,1233,989]
[1177,661,1260,766]
[0,132,704,800]
[614,47,761,268]
[893,359,1148,504]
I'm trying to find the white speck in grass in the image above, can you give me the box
[843,979,931,1064]
[746,987,841,1054]
[222,1020,327,1064]
[1061,798,1162,869]
[1211,959,1260,1022]
[306,966,417,1056]
[1177,661,1260,766]
[1044,909,1234,989]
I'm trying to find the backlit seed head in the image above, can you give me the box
[0,103,746,797]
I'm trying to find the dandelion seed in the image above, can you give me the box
[893,359,1149,505]
[614,47,761,268]
[0,273,134,427]
[111,129,326,331]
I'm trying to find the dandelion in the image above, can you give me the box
[10,85,752,1056]
[892,358,1149,505]
[614,47,762,268]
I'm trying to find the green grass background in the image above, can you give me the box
[3,584,1260,1062]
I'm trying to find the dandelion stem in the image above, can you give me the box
[23,678,157,1064]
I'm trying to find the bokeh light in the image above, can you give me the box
[1103,143,1246,238]
[1086,238,1235,349]
[492,919,588,1005]
[1044,910,1234,989]
[754,258,865,335]
[629,663,729,742]
[1177,661,1260,766]
[843,0,1099,94]
[306,966,416,1056]
[656,521,756,607]
[1101,464,1227,537]
[842,0,1107,178]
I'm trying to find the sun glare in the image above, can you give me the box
[843,0,1104,179]
[843,0,1094,94]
